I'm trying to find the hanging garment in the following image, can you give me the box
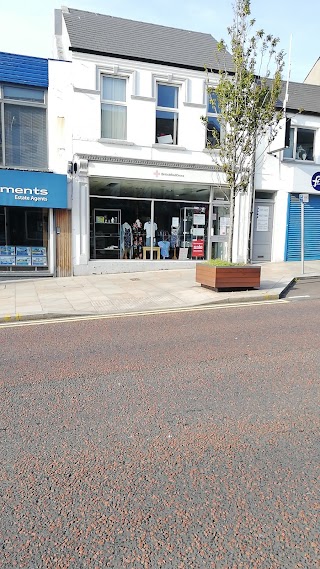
[158,240,170,259]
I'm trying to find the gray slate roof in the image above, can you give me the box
[282,81,320,115]
[63,8,234,72]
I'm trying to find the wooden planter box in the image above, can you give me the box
[196,264,261,291]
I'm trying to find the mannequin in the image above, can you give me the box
[144,219,157,246]
[120,221,133,259]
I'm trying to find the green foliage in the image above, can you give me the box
[205,0,285,260]
[205,259,245,266]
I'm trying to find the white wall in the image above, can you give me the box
[255,112,320,261]
[68,52,216,167]
[48,59,73,175]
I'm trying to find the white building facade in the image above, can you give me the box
[53,8,320,275]
[254,81,320,263]
[53,7,255,275]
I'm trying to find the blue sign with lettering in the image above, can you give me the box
[311,172,320,191]
[0,169,68,209]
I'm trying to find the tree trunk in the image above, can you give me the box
[228,186,236,262]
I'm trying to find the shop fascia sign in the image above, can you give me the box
[311,172,320,191]
[0,169,69,209]
[153,169,185,179]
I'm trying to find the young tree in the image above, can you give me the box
[205,0,285,262]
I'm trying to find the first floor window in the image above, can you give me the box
[156,84,179,145]
[283,127,315,161]
[0,84,47,169]
[206,90,221,148]
[4,104,47,169]
[101,76,127,140]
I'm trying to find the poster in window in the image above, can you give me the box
[31,247,47,257]
[256,206,269,232]
[16,256,32,266]
[178,248,189,261]
[0,255,15,266]
[193,214,206,225]
[32,256,48,267]
[0,246,15,256]
[16,246,32,257]
[191,239,205,257]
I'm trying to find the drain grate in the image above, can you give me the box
[130,278,140,281]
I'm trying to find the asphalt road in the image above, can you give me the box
[1,300,319,568]
[285,276,320,301]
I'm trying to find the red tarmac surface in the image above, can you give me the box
[1,299,319,568]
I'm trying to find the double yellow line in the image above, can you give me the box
[0,299,289,329]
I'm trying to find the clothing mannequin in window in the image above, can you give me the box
[144,219,157,246]
[120,221,133,259]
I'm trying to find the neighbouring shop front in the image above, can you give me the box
[286,172,320,261]
[0,169,69,274]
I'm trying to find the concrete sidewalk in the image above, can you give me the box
[1,261,320,321]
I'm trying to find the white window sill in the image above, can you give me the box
[131,95,156,102]
[152,143,186,151]
[282,158,315,164]
[203,147,220,154]
[99,139,135,146]
[183,102,206,108]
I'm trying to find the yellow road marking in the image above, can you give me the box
[0,299,289,329]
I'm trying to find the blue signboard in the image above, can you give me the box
[311,172,320,191]
[0,169,68,209]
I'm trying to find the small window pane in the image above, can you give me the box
[283,128,294,158]
[207,116,221,147]
[4,104,47,169]
[3,86,45,103]
[101,104,127,139]
[102,77,126,102]
[157,85,178,109]
[296,128,314,161]
[156,110,178,144]
[207,92,220,114]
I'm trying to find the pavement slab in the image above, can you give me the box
[0,261,320,321]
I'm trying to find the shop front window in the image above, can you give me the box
[90,180,210,261]
[0,206,48,271]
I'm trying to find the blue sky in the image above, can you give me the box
[0,0,319,82]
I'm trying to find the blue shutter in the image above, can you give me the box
[286,194,320,261]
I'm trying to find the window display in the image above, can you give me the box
[90,195,209,261]
[0,206,48,271]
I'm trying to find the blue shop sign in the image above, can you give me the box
[0,169,68,209]
[311,172,320,191]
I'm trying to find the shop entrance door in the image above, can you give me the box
[252,200,274,262]
[210,203,230,260]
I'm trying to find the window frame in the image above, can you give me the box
[0,83,48,170]
[100,75,128,141]
[155,83,179,145]
[206,89,221,149]
[283,125,316,162]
